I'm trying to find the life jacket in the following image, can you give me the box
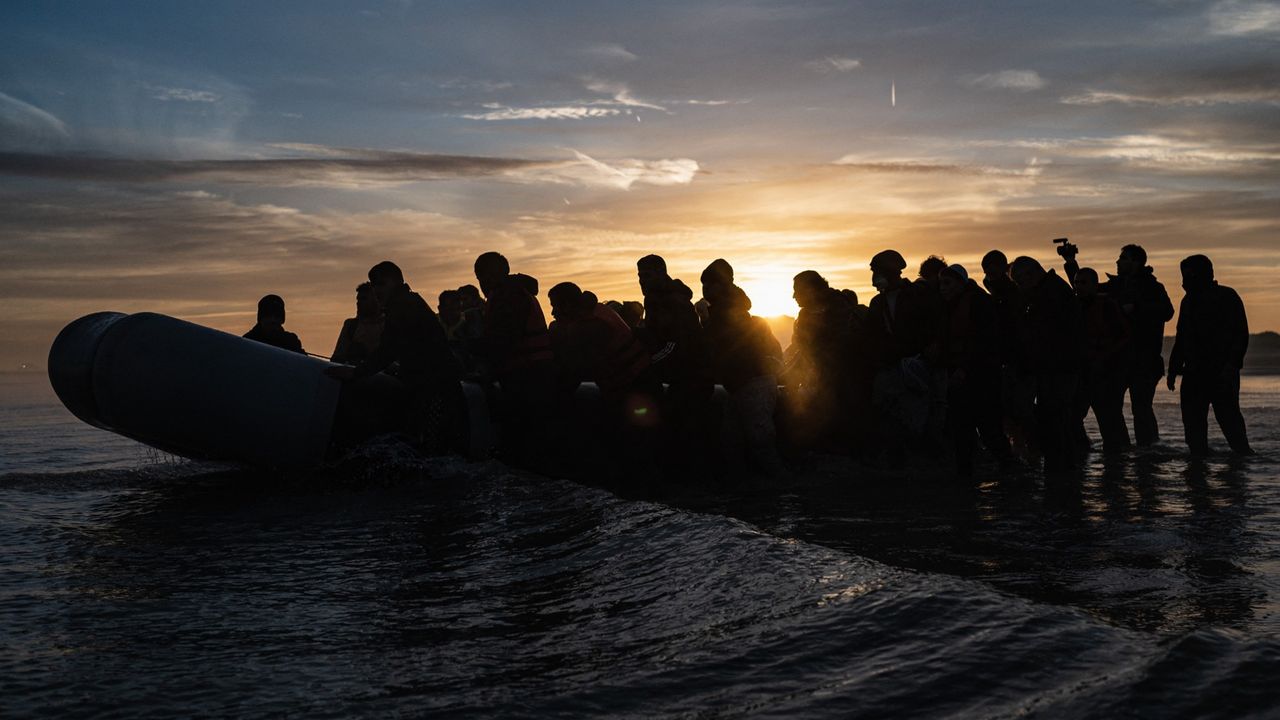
[502,293,554,375]
[590,304,650,392]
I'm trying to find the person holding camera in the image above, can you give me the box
[1058,239,1174,446]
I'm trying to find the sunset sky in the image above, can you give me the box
[2,1,1278,367]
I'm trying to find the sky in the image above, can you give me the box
[2,0,1278,367]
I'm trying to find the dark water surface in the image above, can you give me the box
[2,372,1279,718]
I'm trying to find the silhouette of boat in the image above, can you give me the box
[48,312,495,468]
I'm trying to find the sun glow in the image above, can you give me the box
[738,275,800,319]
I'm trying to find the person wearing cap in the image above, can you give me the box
[867,250,942,366]
[938,264,1011,478]
[866,249,945,469]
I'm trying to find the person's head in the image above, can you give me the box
[870,249,907,290]
[355,282,380,318]
[367,261,405,305]
[1116,244,1147,277]
[620,300,645,328]
[701,258,734,286]
[841,288,859,307]
[548,281,588,322]
[513,272,539,296]
[1009,256,1045,291]
[918,255,947,284]
[1180,254,1214,293]
[792,270,829,309]
[637,254,668,295]
[457,284,483,308]
[438,289,462,324]
[938,264,968,302]
[257,294,286,325]
[1073,267,1100,299]
[473,252,510,297]
[981,249,1009,277]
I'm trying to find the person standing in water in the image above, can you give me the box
[1167,254,1252,457]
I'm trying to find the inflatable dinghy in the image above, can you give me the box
[48,312,494,468]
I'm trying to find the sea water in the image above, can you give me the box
[2,371,1278,718]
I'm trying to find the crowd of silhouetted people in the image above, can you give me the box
[244,240,1254,484]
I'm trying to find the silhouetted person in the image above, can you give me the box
[1065,243,1173,445]
[331,282,383,365]
[918,255,947,285]
[937,264,1011,478]
[1072,268,1132,453]
[474,252,557,467]
[326,262,461,452]
[438,289,479,375]
[244,294,304,354]
[1010,256,1085,473]
[619,300,645,329]
[983,249,1037,459]
[867,250,941,365]
[548,282,659,480]
[637,254,712,477]
[702,272,786,480]
[865,250,944,468]
[784,270,856,447]
[1167,255,1252,456]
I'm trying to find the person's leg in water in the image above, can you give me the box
[1129,357,1161,446]
[733,375,788,482]
[1210,369,1252,455]
[1180,372,1213,457]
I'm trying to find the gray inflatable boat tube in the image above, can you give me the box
[49,312,342,468]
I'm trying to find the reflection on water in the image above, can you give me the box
[1,373,1279,716]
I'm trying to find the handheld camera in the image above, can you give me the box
[1053,237,1078,260]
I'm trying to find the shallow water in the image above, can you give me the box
[2,372,1279,717]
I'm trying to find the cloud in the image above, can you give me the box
[583,43,639,62]
[1061,88,1280,106]
[806,56,863,73]
[147,85,222,103]
[965,70,1046,91]
[460,104,624,120]
[0,92,70,149]
[0,148,549,186]
[583,79,668,111]
[1208,0,1280,36]
[0,145,701,190]
[563,150,699,190]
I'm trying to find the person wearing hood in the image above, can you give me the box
[784,270,858,448]
[1010,256,1085,474]
[1167,255,1252,456]
[1064,242,1174,446]
[700,262,786,481]
[938,264,1011,478]
[637,254,713,476]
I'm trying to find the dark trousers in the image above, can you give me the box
[1035,372,1079,473]
[1078,362,1132,452]
[1128,355,1162,445]
[948,369,1011,478]
[1181,369,1251,456]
